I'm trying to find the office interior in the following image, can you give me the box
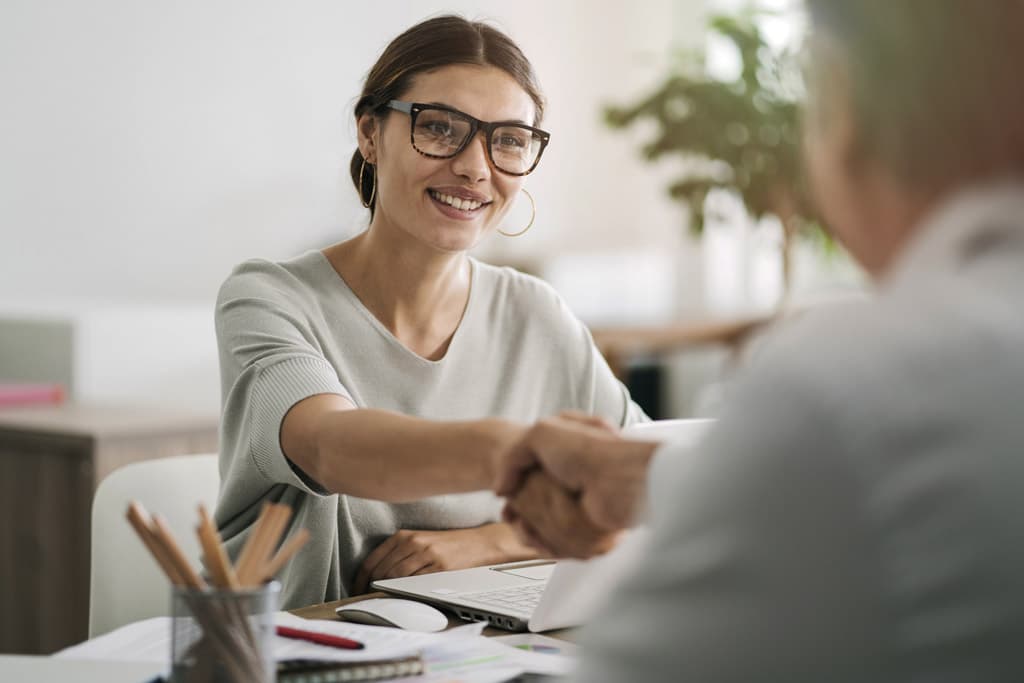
[0,0,864,662]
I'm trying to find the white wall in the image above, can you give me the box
[1,0,706,307]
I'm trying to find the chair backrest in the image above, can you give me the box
[89,453,219,637]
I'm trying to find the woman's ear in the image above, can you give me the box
[357,113,379,164]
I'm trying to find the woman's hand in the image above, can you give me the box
[352,522,542,594]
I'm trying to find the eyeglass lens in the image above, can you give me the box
[413,108,543,175]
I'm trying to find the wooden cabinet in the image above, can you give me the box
[0,404,218,654]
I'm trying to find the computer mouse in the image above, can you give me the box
[336,598,449,632]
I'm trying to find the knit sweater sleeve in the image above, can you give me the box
[215,260,352,497]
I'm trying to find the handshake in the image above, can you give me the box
[492,413,661,559]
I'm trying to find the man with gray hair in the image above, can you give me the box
[497,2,1024,680]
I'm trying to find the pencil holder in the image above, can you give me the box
[170,581,280,683]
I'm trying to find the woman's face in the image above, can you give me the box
[359,64,537,254]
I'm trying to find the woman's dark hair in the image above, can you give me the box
[350,15,545,213]
[806,0,1024,192]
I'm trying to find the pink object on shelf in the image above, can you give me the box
[0,383,66,407]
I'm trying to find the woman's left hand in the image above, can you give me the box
[352,523,539,594]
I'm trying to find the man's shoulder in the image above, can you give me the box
[745,297,882,385]
[748,290,952,392]
[725,280,1024,481]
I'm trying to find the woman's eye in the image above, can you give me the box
[498,134,527,148]
[421,122,454,137]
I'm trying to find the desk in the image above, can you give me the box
[11,594,573,680]
[0,403,219,654]
[591,315,773,380]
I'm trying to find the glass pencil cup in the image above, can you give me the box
[170,581,280,683]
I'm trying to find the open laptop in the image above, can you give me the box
[373,418,714,631]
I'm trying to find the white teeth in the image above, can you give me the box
[431,191,482,211]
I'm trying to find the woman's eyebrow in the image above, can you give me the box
[422,101,530,125]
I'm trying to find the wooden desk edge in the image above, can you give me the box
[591,315,775,357]
[591,314,776,380]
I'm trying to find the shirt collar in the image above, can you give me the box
[885,177,1024,289]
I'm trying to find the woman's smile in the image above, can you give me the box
[427,187,492,220]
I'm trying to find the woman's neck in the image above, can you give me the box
[324,226,472,359]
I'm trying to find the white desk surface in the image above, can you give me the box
[0,655,163,682]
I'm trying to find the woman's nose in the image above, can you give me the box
[451,132,491,182]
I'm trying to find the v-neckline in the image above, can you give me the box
[315,251,478,366]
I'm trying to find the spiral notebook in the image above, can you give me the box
[277,653,424,682]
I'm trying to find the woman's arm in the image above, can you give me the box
[281,393,524,501]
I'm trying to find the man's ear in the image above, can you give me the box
[832,76,865,176]
[811,36,864,175]
[357,113,379,164]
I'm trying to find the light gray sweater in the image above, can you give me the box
[214,251,645,608]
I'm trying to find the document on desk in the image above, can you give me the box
[273,612,482,661]
[57,612,574,681]
[414,634,575,682]
[58,612,470,664]
[56,616,171,663]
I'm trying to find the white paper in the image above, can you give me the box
[490,632,579,658]
[409,633,576,682]
[56,612,575,681]
[57,612,468,665]
[56,616,172,663]
[274,611,448,661]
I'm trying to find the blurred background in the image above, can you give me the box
[1,0,872,655]
[0,0,865,417]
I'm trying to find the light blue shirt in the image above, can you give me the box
[575,182,1024,682]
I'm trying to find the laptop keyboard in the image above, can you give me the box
[460,583,546,614]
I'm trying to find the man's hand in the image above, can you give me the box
[352,523,538,594]
[504,470,621,559]
[493,411,615,499]
[495,414,659,533]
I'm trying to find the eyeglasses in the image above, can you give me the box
[386,100,551,176]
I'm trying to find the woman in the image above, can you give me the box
[214,15,646,608]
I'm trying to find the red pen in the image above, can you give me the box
[276,625,365,650]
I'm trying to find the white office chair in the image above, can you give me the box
[88,454,220,637]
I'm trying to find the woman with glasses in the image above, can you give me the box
[213,15,646,607]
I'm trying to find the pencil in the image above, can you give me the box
[126,501,184,586]
[234,503,274,586]
[197,504,240,590]
[149,515,205,589]
[261,528,310,582]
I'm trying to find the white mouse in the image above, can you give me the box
[336,598,449,632]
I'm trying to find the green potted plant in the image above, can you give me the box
[605,11,827,296]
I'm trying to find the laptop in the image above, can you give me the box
[372,418,714,631]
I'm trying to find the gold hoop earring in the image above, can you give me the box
[499,188,535,237]
[358,158,376,208]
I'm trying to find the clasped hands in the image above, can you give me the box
[353,413,657,592]
[494,412,659,560]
